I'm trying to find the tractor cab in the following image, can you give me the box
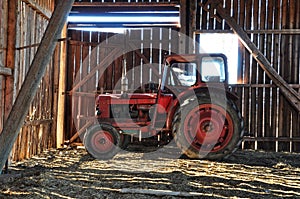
[160,54,228,93]
[156,53,230,117]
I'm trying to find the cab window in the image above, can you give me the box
[170,63,197,86]
[201,56,226,83]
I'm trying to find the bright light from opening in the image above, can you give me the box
[68,14,180,32]
[198,33,239,84]
[68,27,127,34]
[68,16,180,23]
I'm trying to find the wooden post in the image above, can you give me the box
[202,0,300,112]
[4,0,17,123]
[179,0,196,54]
[1,0,17,173]
[56,25,68,148]
[0,0,74,174]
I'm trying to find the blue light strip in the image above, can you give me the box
[68,15,179,23]
[68,6,180,28]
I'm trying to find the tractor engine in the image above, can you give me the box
[95,93,157,125]
[110,104,152,122]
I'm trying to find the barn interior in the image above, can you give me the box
[0,0,299,198]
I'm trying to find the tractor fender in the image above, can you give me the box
[166,86,239,130]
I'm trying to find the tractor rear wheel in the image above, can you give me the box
[84,123,121,160]
[172,93,244,160]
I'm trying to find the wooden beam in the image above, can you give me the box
[201,0,300,112]
[15,38,69,50]
[194,29,300,34]
[0,67,12,76]
[0,0,74,174]
[229,84,300,88]
[243,136,300,142]
[66,120,94,145]
[21,0,52,20]
[245,29,300,34]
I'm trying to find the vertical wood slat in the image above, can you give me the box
[256,0,266,149]
[223,0,231,30]
[68,30,80,141]
[134,29,142,90]
[65,30,76,142]
[126,30,134,90]
[98,32,107,92]
[79,31,90,134]
[73,31,82,140]
[247,0,256,150]
[114,56,122,91]
[292,0,300,152]
[262,1,274,150]
[264,0,274,151]
[106,34,114,91]
[31,6,39,157]
[152,28,161,82]
[287,0,295,152]
[52,42,60,148]
[112,34,123,91]
[143,29,151,84]
[200,0,208,30]
[272,0,280,152]
[289,0,300,152]
[89,32,99,114]
[278,0,289,151]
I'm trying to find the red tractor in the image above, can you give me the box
[83,53,244,160]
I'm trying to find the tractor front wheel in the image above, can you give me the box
[84,124,121,160]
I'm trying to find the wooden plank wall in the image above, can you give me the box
[3,0,57,161]
[66,27,178,141]
[196,0,300,152]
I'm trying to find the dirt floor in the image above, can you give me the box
[1,144,300,199]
